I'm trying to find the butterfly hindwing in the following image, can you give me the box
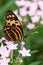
[3,10,24,41]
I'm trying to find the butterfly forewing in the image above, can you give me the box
[3,10,24,41]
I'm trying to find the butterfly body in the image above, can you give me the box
[3,10,24,41]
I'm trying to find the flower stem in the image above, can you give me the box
[10,50,13,63]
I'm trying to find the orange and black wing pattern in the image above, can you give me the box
[3,10,24,41]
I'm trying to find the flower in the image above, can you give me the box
[36,10,43,16]
[15,0,43,25]
[27,10,36,16]
[21,41,25,47]
[15,1,25,7]
[5,41,14,45]
[38,1,43,10]
[18,47,31,57]
[20,7,27,16]
[0,58,10,65]
[32,0,40,2]
[0,44,10,58]
[26,2,38,16]
[18,58,23,64]
[27,23,35,30]
[1,37,6,41]
[21,41,25,49]
[5,41,18,50]
[31,15,40,23]
[24,1,31,8]
[0,39,2,44]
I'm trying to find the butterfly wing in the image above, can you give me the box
[3,10,24,41]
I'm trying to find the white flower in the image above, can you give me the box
[0,58,10,65]
[21,41,25,47]
[18,47,31,57]
[15,0,43,25]
[0,45,10,58]
[0,39,2,43]
[20,7,27,16]
[28,2,38,16]
[5,41,14,45]
[28,10,36,16]
[27,23,35,30]
[29,2,38,11]
[38,1,43,10]
[21,41,25,49]
[36,10,43,16]
[5,41,18,50]
[31,15,40,23]
[18,58,23,64]
[32,0,40,2]
[1,37,6,41]
[15,1,25,7]
[24,1,31,8]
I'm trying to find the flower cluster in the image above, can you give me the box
[0,37,18,65]
[15,0,43,30]
[0,37,31,65]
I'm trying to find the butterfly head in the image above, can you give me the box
[5,10,20,27]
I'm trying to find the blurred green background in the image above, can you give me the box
[0,0,43,65]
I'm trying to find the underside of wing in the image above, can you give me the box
[3,10,24,41]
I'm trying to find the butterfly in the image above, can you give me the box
[3,10,24,41]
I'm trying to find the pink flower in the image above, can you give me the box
[0,58,10,65]
[15,1,25,6]
[0,45,10,58]
[32,0,40,2]
[18,47,31,57]
[28,10,36,16]
[36,10,43,16]
[5,41,18,50]
[29,2,38,11]
[21,41,25,49]
[0,39,2,44]
[38,1,43,10]
[28,2,38,16]
[31,15,40,23]
[15,0,43,25]
[5,41,14,45]
[20,7,27,16]
[24,1,31,8]
[18,58,23,64]
[21,41,25,47]
[27,23,35,30]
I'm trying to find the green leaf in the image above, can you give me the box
[29,61,41,65]
[31,50,39,54]
[0,0,14,19]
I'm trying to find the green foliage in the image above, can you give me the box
[29,61,41,65]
